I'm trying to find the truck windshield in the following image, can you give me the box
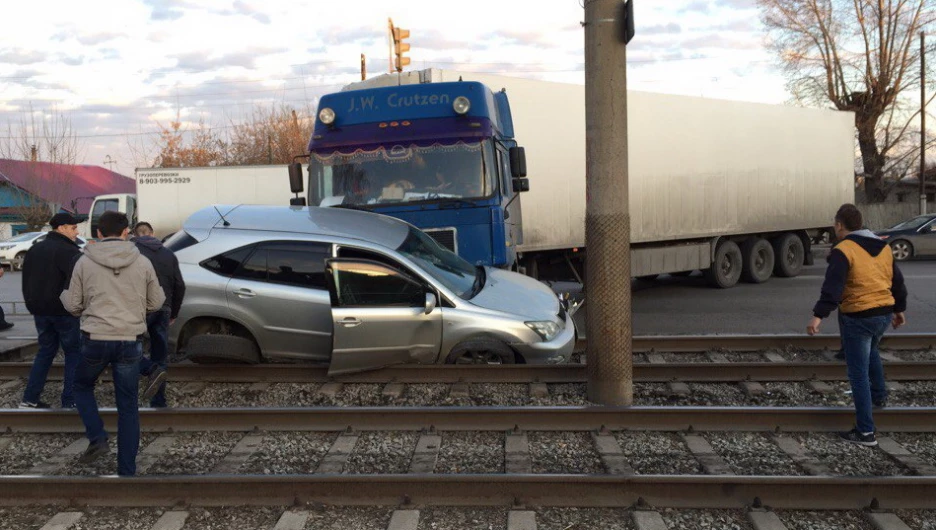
[395,226,480,299]
[309,140,495,208]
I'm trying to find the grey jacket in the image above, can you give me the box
[61,239,166,341]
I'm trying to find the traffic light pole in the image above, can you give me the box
[584,0,633,405]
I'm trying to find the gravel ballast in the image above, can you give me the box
[59,434,158,476]
[145,432,241,475]
[777,510,874,530]
[419,506,508,530]
[0,505,59,530]
[181,506,283,530]
[0,434,76,474]
[794,433,909,476]
[344,431,418,474]
[704,432,803,475]
[435,431,504,474]
[301,506,394,530]
[613,432,702,475]
[888,433,936,470]
[895,510,936,530]
[241,432,335,474]
[535,507,634,529]
[528,431,603,474]
[660,508,753,530]
[69,507,161,530]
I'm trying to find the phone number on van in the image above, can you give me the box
[139,177,191,185]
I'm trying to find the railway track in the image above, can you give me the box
[2,360,934,383]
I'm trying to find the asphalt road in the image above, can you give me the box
[1,260,934,338]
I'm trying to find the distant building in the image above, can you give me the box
[0,159,136,239]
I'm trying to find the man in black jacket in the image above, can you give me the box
[20,212,83,408]
[133,222,185,407]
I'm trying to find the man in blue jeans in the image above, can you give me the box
[20,212,83,408]
[60,211,165,475]
[808,204,907,447]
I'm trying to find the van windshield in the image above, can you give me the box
[395,226,480,299]
[308,140,496,208]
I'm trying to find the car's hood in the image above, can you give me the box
[469,268,560,320]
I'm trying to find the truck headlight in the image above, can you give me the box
[453,96,471,115]
[318,107,336,125]
[525,320,560,341]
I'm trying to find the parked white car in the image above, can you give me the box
[0,232,87,271]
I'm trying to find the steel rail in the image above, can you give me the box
[0,475,933,509]
[1,361,933,383]
[2,406,934,433]
[624,333,936,352]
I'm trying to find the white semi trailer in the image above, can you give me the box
[337,69,856,287]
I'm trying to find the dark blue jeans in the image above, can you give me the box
[841,313,891,433]
[139,310,170,407]
[23,315,81,407]
[73,337,142,476]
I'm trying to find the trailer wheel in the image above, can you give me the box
[772,233,805,277]
[741,238,774,284]
[704,240,743,288]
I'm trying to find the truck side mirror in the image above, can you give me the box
[509,147,527,178]
[512,178,530,193]
[288,163,305,194]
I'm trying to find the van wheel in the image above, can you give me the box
[741,238,775,284]
[772,233,805,277]
[186,334,261,364]
[446,339,516,365]
[704,240,742,288]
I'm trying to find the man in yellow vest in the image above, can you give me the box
[807,204,907,446]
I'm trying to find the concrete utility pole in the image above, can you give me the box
[584,0,632,405]
[921,32,927,215]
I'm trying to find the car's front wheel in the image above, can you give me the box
[890,240,913,261]
[445,338,516,365]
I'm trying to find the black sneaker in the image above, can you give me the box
[142,367,167,402]
[0,322,13,332]
[833,350,846,361]
[19,400,51,409]
[873,399,887,409]
[839,428,877,447]
[78,440,110,464]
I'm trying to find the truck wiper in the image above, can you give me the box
[437,198,479,209]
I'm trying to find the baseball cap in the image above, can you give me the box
[49,212,79,228]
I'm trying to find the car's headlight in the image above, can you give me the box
[525,320,561,341]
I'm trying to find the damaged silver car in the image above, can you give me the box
[165,205,575,374]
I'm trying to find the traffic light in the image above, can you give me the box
[392,26,411,71]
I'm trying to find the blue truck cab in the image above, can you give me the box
[298,80,529,269]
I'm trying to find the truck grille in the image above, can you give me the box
[425,228,457,253]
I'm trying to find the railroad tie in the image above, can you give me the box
[247,382,271,392]
[591,431,635,475]
[147,511,189,530]
[408,433,442,473]
[39,512,83,530]
[0,434,13,453]
[529,382,549,400]
[747,510,790,530]
[506,510,537,530]
[772,434,831,476]
[449,382,470,399]
[273,510,310,530]
[136,435,178,474]
[29,437,89,475]
[0,378,21,392]
[316,433,359,474]
[864,512,914,530]
[763,352,788,363]
[886,381,905,393]
[212,433,265,473]
[386,510,420,530]
[880,352,901,363]
[739,381,766,397]
[667,381,690,396]
[807,380,835,394]
[505,432,532,474]
[681,434,732,475]
[646,353,667,364]
[876,437,936,476]
[318,382,344,398]
[382,383,405,399]
[631,510,668,530]
[705,352,730,363]
[178,382,206,396]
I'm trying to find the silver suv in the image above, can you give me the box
[166,205,574,374]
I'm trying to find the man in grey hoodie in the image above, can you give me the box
[61,211,165,476]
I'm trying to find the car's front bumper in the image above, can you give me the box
[510,312,576,364]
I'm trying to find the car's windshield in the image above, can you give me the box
[888,216,934,231]
[309,140,496,208]
[5,232,41,243]
[395,226,480,299]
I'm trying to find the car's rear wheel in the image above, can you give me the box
[446,338,516,365]
[186,334,261,364]
[890,240,913,261]
[12,252,26,271]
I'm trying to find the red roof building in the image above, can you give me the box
[0,158,136,216]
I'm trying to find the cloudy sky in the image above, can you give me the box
[1,0,788,175]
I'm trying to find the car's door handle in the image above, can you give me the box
[338,317,362,328]
[233,288,256,298]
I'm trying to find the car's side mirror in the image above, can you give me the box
[424,292,437,315]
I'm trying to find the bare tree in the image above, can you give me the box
[227,104,316,166]
[0,105,83,230]
[151,111,228,168]
[757,0,935,201]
